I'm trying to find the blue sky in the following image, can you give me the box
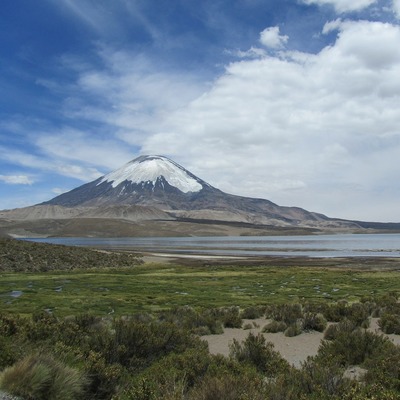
[1,0,400,221]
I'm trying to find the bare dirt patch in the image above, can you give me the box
[203,317,400,368]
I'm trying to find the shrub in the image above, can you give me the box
[323,319,356,341]
[120,377,157,400]
[303,312,327,332]
[140,347,212,388]
[229,332,289,376]
[27,312,60,342]
[379,313,400,334]
[88,318,202,370]
[284,321,303,337]
[159,307,223,334]
[240,306,265,320]
[346,303,371,327]
[188,373,266,400]
[271,304,303,325]
[123,347,212,399]
[340,382,400,400]
[0,238,143,272]
[0,336,18,370]
[0,313,23,336]
[324,302,348,322]
[0,353,87,400]
[267,357,351,400]
[318,328,392,367]
[83,350,123,400]
[219,307,242,328]
[262,320,287,333]
[376,292,399,308]
[123,349,268,400]
[363,344,400,392]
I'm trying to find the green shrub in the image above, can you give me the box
[324,302,348,322]
[262,320,287,333]
[229,332,289,376]
[0,336,18,370]
[0,237,142,272]
[0,353,87,400]
[284,321,303,337]
[363,354,400,393]
[83,350,124,399]
[159,307,223,334]
[379,313,400,334]
[120,377,158,400]
[123,347,212,399]
[219,307,242,328]
[188,373,266,400]
[240,306,265,320]
[318,328,392,367]
[341,382,400,400]
[88,318,202,370]
[303,312,327,332]
[271,304,303,325]
[346,303,371,327]
[376,292,399,308]
[27,312,60,342]
[323,319,356,341]
[267,357,351,400]
[0,313,22,336]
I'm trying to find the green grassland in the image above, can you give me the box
[3,238,400,399]
[2,261,400,317]
[1,237,400,317]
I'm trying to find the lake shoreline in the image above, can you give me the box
[24,233,400,259]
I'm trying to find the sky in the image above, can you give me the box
[1,0,400,222]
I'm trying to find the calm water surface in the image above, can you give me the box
[25,233,400,258]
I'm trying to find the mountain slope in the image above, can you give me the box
[38,155,357,229]
[0,155,372,236]
[43,155,211,209]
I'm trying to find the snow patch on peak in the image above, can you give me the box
[99,155,203,193]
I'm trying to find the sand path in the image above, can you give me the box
[203,317,400,368]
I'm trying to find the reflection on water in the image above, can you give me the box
[24,233,400,258]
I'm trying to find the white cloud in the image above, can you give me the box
[301,0,377,13]
[322,18,343,34]
[54,0,122,36]
[393,0,400,18]
[231,47,267,59]
[0,146,102,182]
[259,27,288,49]
[61,48,206,148]
[35,128,134,170]
[55,164,102,181]
[17,15,400,220]
[0,175,34,185]
[139,20,400,221]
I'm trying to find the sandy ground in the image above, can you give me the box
[202,318,323,368]
[202,317,400,368]
[141,252,247,264]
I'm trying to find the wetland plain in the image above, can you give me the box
[2,235,400,316]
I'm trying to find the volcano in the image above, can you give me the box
[1,155,386,237]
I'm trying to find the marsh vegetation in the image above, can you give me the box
[1,238,400,399]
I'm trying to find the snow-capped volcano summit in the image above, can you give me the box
[41,153,342,228]
[2,154,369,234]
[99,155,204,193]
[43,155,214,209]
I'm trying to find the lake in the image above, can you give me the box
[25,233,400,258]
